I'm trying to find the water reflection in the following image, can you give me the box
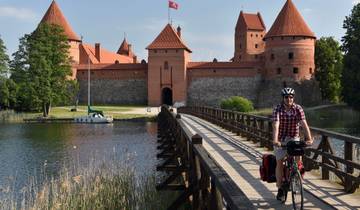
[306,105,360,137]
[0,122,158,195]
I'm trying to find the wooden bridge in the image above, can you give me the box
[156,106,360,210]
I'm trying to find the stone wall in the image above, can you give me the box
[187,76,262,107]
[256,77,322,108]
[78,79,147,105]
[187,76,321,108]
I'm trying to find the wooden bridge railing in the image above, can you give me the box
[156,106,255,210]
[178,106,360,193]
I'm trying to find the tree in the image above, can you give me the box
[220,96,254,112]
[342,3,360,109]
[0,78,17,109]
[315,37,343,103]
[10,23,74,116]
[0,35,9,77]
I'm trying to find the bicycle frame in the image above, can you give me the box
[281,142,306,210]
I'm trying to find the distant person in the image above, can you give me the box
[272,87,313,202]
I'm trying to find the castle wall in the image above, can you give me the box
[187,68,261,107]
[77,66,147,105]
[256,78,322,109]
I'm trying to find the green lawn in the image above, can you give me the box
[47,106,151,119]
[1,105,156,122]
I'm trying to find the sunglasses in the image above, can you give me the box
[284,95,294,99]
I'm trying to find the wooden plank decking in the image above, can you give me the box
[180,114,360,210]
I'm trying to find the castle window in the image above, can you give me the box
[256,34,258,37]
[251,34,253,37]
[240,44,242,49]
[115,60,119,64]
[165,50,168,53]
[176,50,178,53]
[255,44,258,48]
[154,50,157,53]
[277,68,282,74]
[271,54,275,60]
[164,61,169,70]
[239,55,241,60]
[261,34,263,38]
[309,68,313,74]
[281,37,284,40]
[255,55,258,59]
[293,67,299,74]
[213,70,216,73]
[288,52,294,59]
[293,36,296,40]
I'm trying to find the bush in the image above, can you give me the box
[220,96,254,112]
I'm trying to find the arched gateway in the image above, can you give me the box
[162,88,173,105]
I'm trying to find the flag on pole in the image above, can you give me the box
[169,0,179,10]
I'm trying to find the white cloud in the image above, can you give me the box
[0,6,37,21]
[353,0,360,5]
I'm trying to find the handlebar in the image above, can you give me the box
[279,140,311,148]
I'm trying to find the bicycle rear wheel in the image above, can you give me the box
[290,171,303,210]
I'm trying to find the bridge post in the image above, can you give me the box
[191,134,203,210]
[321,136,330,180]
[344,142,355,192]
[210,179,224,210]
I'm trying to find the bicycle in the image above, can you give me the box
[280,140,307,210]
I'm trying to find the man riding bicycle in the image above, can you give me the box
[272,87,313,202]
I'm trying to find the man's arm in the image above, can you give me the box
[300,119,313,144]
[272,120,280,146]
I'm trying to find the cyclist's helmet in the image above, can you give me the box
[281,87,295,96]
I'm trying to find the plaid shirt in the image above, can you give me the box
[272,103,305,141]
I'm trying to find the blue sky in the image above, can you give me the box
[0,0,358,61]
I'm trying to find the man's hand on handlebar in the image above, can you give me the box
[273,141,281,147]
[305,138,313,146]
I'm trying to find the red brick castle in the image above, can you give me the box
[39,0,320,107]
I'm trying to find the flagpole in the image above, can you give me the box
[168,5,170,23]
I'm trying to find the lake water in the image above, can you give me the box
[306,105,360,137]
[306,106,360,163]
[0,121,158,196]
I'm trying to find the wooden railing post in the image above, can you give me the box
[191,134,203,210]
[344,142,354,192]
[210,179,224,210]
[259,120,265,147]
[321,135,330,180]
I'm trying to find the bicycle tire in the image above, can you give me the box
[290,170,303,210]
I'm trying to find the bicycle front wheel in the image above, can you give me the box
[290,171,303,210]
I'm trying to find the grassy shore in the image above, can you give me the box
[0,106,157,122]
[0,154,175,210]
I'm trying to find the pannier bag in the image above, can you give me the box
[259,154,277,183]
[286,141,306,156]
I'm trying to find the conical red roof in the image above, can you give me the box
[40,1,81,41]
[146,24,191,52]
[264,0,315,39]
[117,38,130,55]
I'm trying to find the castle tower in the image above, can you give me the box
[263,0,316,81]
[40,1,81,78]
[117,38,137,63]
[146,24,192,106]
[234,11,266,62]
